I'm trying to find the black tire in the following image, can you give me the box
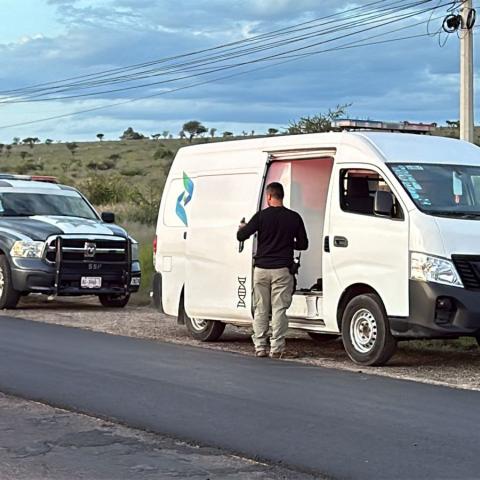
[98,293,130,308]
[308,332,339,344]
[341,293,397,366]
[180,299,225,342]
[0,255,20,309]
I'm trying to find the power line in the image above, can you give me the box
[0,0,409,96]
[0,16,455,130]
[0,1,451,104]
[0,0,435,101]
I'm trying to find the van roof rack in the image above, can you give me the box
[331,119,437,135]
[0,174,59,184]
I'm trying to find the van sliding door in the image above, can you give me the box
[185,171,264,322]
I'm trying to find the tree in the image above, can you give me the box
[45,139,53,145]
[120,127,145,140]
[179,131,186,140]
[12,137,20,145]
[162,130,169,139]
[182,120,207,143]
[96,133,104,141]
[287,104,351,134]
[168,134,173,139]
[209,128,217,139]
[20,151,29,160]
[5,145,12,157]
[446,120,460,128]
[251,130,255,136]
[22,137,35,149]
[267,128,279,136]
[66,142,78,157]
[222,131,233,138]
[151,134,161,141]
[0,144,4,155]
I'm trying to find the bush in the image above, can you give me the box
[86,159,116,171]
[17,158,44,174]
[120,167,144,177]
[81,174,130,205]
[126,180,163,225]
[153,147,174,160]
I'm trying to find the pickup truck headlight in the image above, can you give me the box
[10,241,45,258]
[131,242,139,262]
[410,252,463,288]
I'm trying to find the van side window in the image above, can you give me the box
[340,169,403,219]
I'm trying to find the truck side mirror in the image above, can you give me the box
[101,212,115,224]
[374,191,394,218]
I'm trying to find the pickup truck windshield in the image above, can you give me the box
[0,192,97,219]
[389,163,480,219]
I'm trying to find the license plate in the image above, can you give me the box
[81,277,102,289]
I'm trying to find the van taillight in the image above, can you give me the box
[153,235,157,254]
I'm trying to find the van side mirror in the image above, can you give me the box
[101,212,115,223]
[374,191,394,218]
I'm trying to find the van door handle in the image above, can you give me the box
[183,232,187,240]
[333,236,348,248]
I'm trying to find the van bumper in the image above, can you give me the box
[389,280,480,339]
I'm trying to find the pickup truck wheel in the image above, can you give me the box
[180,299,225,342]
[98,294,130,308]
[341,293,397,366]
[308,332,339,343]
[0,255,20,309]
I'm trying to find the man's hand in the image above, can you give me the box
[238,217,246,230]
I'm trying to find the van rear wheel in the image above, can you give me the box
[180,300,225,342]
[341,293,396,366]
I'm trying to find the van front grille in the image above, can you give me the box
[451,255,480,290]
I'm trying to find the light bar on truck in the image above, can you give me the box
[0,174,58,184]
[331,119,437,134]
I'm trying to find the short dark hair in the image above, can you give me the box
[266,182,284,200]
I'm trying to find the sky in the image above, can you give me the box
[0,0,478,142]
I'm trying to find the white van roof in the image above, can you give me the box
[172,132,480,174]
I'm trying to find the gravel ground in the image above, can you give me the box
[5,295,480,391]
[0,393,318,480]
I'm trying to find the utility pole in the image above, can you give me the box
[460,0,474,142]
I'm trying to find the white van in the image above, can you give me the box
[153,131,480,366]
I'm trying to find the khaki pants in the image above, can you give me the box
[252,267,294,353]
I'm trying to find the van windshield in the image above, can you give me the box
[389,163,480,219]
[0,192,98,219]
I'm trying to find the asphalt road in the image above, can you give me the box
[0,316,479,480]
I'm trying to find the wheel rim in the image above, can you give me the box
[0,266,5,298]
[350,308,378,353]
[190,317,208,331]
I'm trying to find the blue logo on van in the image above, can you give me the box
[176,172,194,226]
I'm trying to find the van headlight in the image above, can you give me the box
[410,252,463,288]
[10,241,45,258]
[131,242,139,262]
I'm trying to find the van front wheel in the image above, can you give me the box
[181,302,225,342]
[341,293,396,366]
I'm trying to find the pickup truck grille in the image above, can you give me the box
[46,237,127,263]
[45,235,130,293]
[451,255,480,290]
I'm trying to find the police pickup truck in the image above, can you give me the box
[0,174,141,309]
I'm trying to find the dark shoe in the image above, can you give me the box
[269,351,285,359]
[255,350,268,358]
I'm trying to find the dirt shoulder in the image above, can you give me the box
[0,392,316,480]
[4,296,480,391]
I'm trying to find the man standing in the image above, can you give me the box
[237,182,309,358]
